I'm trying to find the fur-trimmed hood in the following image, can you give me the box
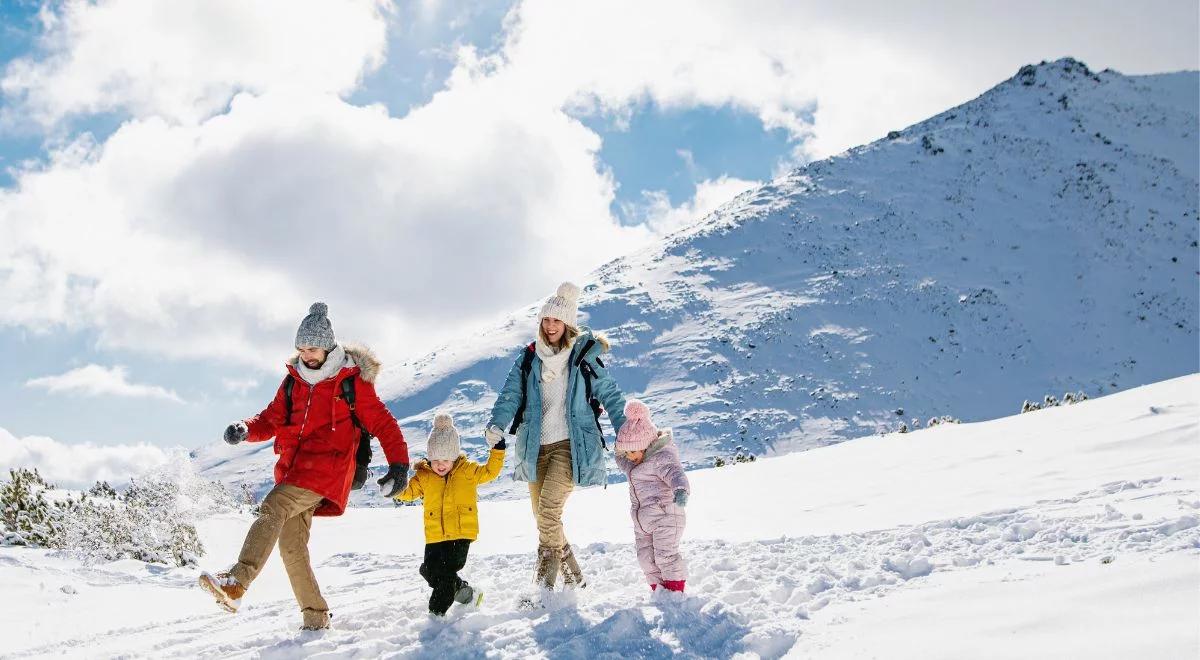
[288,342,381,383]
[573,328,611,359]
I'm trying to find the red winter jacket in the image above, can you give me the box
[244,344,409,516]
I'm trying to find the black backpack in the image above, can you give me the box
[282,374,373,469]
[508,339,607,449]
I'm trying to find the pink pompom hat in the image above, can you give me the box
[616,399,659,452]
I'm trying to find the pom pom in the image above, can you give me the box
[555,281,580,299]
[433,413,455,430]
[624,399,650,421]
[308,302,328,317]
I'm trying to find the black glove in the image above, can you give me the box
[494,438,506,451]
[224,422,248,445]
[351,464,371,490]
[377,463,409,498]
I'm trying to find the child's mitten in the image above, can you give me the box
[484,427,504,448]
[485,425,506,450]
[673,489,688,507]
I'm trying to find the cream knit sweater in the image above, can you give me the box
[536,335,573,446]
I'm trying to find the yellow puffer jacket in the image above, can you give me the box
[396,448,505,543]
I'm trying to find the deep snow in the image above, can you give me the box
[4,374,1197,658]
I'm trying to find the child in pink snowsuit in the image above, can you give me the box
[615,399,690,592]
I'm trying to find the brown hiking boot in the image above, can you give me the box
[560,544,587,589]
[198,571,245,613]
[534,545,562,590]
[300,608,331,631]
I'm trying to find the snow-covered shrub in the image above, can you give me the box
[1022,390,1089,414]
[898,423,909,434]
[1062,390,1089,404]
[2,458,239,567]
[1,468,68,548]
[713,447,757,467]
[64,474,208,567]
[926,415,961,427]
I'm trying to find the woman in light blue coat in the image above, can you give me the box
[485,282,627,591]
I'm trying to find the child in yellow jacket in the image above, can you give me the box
[394,413,505,615]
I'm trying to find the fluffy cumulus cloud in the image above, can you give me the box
[2,0,1195,375]
[623,176,761,236]
[25,364,184,403]
[0,426,171,488]
[1,0,390,126]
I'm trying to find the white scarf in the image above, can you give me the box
[296,343,348,385]
[535,334,572,383]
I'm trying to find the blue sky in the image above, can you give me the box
[0,0,1196,460]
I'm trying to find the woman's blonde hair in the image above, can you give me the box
[539,322,579,350]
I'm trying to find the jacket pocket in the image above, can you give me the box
[457,505,478,538]
[424,509,442,540]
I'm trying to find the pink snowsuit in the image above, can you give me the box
[616,430,690,585]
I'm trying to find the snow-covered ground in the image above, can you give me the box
[4,374,1197,658]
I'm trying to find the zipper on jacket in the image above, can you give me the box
[297,387,316,437]
[631,472,648,535]
[440,472,450,536]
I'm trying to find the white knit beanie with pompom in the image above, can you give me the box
[539,281,581,330]
[426,413,461,462]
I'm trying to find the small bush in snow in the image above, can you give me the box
[1022,390,1089,414]
[713,447,757,467]
[926,416,961,427]
[0,468,67,548]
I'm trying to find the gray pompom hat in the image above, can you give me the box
[426,413,461,462]
[295,302,336,350]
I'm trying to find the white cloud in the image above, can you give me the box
[0,426,170,488]
[0,0,1195,376]
[624,176,760,236]
[221,377,260,396]
[1,0,390,126]
[26,364,184,403]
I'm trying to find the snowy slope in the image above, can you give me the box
[193,58,1199,502]
[6,374,1198,658]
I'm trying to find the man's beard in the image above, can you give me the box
[303,358,325,369]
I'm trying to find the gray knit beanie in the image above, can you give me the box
[426,413,461,462]
[295,302,336,350]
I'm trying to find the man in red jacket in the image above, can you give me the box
[199,302,410,630]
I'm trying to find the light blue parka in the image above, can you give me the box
[488,329,627,487]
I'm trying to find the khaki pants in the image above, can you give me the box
[528,439,574,548]
[230,484,328,615]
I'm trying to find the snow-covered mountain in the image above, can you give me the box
[195,59,1198,500]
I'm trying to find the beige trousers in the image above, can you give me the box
[230,483,329,615]
[528,439,575,548]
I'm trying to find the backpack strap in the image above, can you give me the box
[282,374,295,425]
[508,343,537,435]
[573,340,607,449]
[339,375,373,466]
